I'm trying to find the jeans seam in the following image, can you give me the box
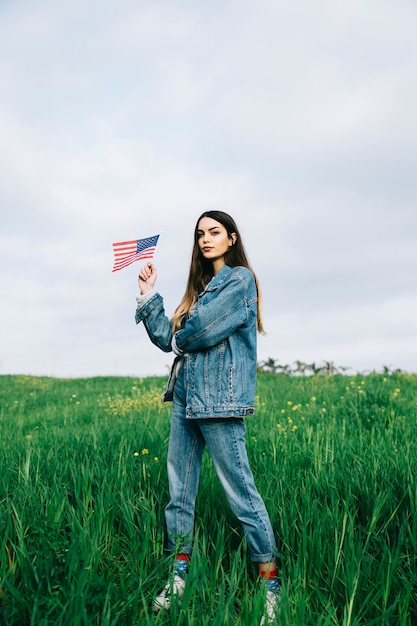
[178,429,202,538]
[230,420,274,559]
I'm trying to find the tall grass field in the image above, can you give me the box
[1,372,416,625]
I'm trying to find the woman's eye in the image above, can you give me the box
[197,230,221,238]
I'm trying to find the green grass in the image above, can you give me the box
[1,373,416,625]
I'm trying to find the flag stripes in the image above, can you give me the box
[112,234,160,272]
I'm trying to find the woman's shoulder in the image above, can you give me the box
[220,266,256,293]
[213,265,255,289]
[228,265,255,282]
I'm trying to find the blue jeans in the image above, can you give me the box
[165,366,277,563]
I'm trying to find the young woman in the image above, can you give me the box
[135,211,280,624]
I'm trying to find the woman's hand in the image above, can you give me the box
[138,262,157,294]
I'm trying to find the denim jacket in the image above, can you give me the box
[135,264,258,419]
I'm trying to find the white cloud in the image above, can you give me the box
[260,293,417,375]
[0,0,416,377]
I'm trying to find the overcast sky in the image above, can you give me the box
[1,0,416,378]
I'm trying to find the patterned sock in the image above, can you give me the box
[174,553,190,579]
[260,568,280,592]
[266,577,280,593]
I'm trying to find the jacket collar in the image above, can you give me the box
[202,264,233,293]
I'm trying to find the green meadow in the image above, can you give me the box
[1,372,416,625]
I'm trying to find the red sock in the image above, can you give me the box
[260,568,278,580]
[176,553,190,561]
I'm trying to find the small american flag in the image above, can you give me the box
[112,234,160,272]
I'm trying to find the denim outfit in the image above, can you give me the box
[135,264,277,562]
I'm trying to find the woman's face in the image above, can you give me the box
[197,216,236,272]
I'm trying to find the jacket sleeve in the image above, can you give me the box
[135,292,174,353]
[174,273,255,352]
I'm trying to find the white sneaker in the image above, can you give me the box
[153,573,186,612]
[260,588,281,624]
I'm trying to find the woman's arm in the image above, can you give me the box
[174,270,256,353]
[135,263,174,353]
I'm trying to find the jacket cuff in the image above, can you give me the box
[136,289,156,305]
[135,291,162,325]
[171,333,184,356]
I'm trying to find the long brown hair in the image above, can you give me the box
[172,211,265,333]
